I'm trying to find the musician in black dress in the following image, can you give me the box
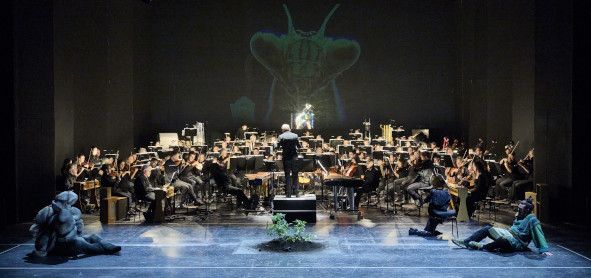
[276,124,301,197]
[466,159,492,218]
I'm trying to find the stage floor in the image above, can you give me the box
[1,210,590,277]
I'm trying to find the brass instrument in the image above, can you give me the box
[380,124,393,145]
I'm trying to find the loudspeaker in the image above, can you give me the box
[272,194,316,223]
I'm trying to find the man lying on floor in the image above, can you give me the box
[452,197,552,256]
[409,175,456,237]
[29,191,121,257]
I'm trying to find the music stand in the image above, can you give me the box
[238,146,250,155]
[358,145,373,155]
[397,152,410,161]
[351,140,364,147]
[308,139,323,149]
[229,156,247,172]
[316,153,336,169]
[298,158,315,172]
[372,139,387,146]
[372,151,384,160]
[191,145,208,154]
[440,154,454,168]
[486,160,502,177]
[245,155,265,172]
[329,139,344,149]
[206,152,220,160]
[337,145,354,155]
[300,136,314,143]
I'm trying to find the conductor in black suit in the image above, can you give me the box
[276,124,301,197]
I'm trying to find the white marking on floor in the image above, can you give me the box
[0,245,21,255]
[557,244,591,262]
[0,266,590,270]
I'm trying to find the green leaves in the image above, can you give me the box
[266,213,313,243]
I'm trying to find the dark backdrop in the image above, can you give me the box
[134,0,461,143]
[5,0,582,226]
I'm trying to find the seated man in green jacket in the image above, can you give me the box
[452,197,552,256]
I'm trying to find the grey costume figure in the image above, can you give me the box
[29,191,121,257]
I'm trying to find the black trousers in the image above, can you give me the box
[283,158,299,197]
[223,184,249,208]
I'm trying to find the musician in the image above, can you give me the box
[100,163,132,200]
[343,159,359,177]
[452,197,551,255]
[494,152,521,199]
[219,149,242,187]
[116,160,135,198]
[406,152,436,207]
[409,175,455,237]
[236,124,248,140]
[62,163,78,191]
[508,149,535,202]
[75,153,91,181]
[466,159,492,218]
[210,155,250,209]
[89,146,101,165]
[134,165,156,222]
[178,151,206,205]
[164,151,203,207]
[432,153,446,177]
[473,146,485,162]
[275,124,301,197]
[149,158,166,187]
[429,142,439,152]
[354,159,382,209]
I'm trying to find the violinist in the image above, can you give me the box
[381,157,410,203]
[164,151,203,206]
[508,149,535,202]
[101,163,133,204]
[466,159,492,218]
[354,159,382,209]
[179,151,206,203]
[210,155,250,209]
[148,158,166,187]
[494,146,521,199]
[473,146,485,162]
[116,159,135,198]
[75,153,91,181]
[446,156,469,185]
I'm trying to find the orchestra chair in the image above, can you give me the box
[132,197,149,223]
[415,186,433,217]
[474,197,494,224]
[429,214,458,238]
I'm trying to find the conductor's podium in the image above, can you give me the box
[272,194,317,223]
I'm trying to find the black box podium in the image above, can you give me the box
[272,194,317,223]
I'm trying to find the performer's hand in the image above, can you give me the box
[542,252,553,256]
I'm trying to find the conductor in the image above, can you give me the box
[276,124,301,197]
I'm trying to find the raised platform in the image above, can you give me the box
[272,194,317,223]
[0,210,590,277]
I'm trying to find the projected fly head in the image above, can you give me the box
[250,4,361,125]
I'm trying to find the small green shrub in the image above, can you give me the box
[267,213,313,243]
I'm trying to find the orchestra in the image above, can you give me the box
[56,121,535,222]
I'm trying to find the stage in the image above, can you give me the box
[1,210,590,277]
